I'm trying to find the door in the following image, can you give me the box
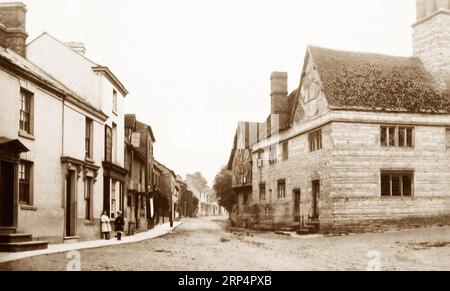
[103,176,110,214]
[135,195,140,228]
[293,189,301,222]
[0,161,15,227]
[312,180,320,219]
[65,172,76,237]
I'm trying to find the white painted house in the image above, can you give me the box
[0,2,121,248]
[26,32,129,240]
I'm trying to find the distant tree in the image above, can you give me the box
[191,196,199,217]
[188,172,208,190]
[213,166,237,218]
[179,183,199,218]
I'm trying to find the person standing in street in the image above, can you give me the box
[115,211,125,241]
[100,210,112,240]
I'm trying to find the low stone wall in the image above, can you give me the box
[322,215,450,234]
[233,207,450,234]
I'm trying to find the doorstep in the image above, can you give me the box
[0,221,182,264]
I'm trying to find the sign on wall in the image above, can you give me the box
[131,133,141,147]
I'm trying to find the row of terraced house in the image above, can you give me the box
[228,0,450,234]
[0,2,189,252]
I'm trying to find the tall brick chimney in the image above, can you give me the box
[270,72,289,129]
[413,0,450,92]
[0,2,28,57]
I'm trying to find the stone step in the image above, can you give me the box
[305,224,320,233]
[296,228,313,235]
[64,236,80,244]
[0,227,16,235]
[0,233,32,244]
[0,241,48,253]
[308,220,320,225]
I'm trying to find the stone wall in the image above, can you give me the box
[250,123,333,229]
[413,9,450,91]
[328,120,450,231]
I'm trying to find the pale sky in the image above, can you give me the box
[17,0,416,185]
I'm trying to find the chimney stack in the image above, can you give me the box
[270,72,289,129]
[65,42,86,55]
[0,2,28,57]
[413,0,450,92]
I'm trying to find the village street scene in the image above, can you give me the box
[1,0,450,271]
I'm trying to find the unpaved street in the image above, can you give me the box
[1,217,450,271]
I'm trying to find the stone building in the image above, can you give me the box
[229,0,450,233]
[0,2,125,249]
[124,114,156,234]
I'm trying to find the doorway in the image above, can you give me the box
[0,161,15,227]
[293,189,301,222]
[65,171,76,237]
[312,180,320,219]
[103,176,110,215]
[135,195,140,226]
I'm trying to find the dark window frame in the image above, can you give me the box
[282,141,289,161]
[259,183,266,201]
[277,179,286,200]
[308,129,323,152]
[85,118,93,159]
[257,150,264,167]
[380,126,414,148]
[19,89,33,134]
[112,123,117,163]
[112,89,118,115]
[105,125,113,162]
[446,128,450,149]
[269,145,277,164]
[84,177,93,220]
[381,171,414,197]
[19,160,33,205]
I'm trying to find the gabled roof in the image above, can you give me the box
[308,46,450,113]
[227,121,263,170]
[28,32,129,97]
[92,66,129,96]
[136,120,156,143]
[0,46,108,121]
[153,159,176,179]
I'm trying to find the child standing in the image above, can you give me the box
[100,210,112,240]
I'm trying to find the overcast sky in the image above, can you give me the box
[18,0,416,185]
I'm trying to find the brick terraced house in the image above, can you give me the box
[228,0,450,233]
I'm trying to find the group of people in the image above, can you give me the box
[100,210,125,241]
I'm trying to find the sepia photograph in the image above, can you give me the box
[0,0,450,276]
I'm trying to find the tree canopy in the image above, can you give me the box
[212,166,237,214]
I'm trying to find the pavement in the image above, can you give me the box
[0,221,182,264]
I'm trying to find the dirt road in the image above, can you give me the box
[1,216,450,271]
